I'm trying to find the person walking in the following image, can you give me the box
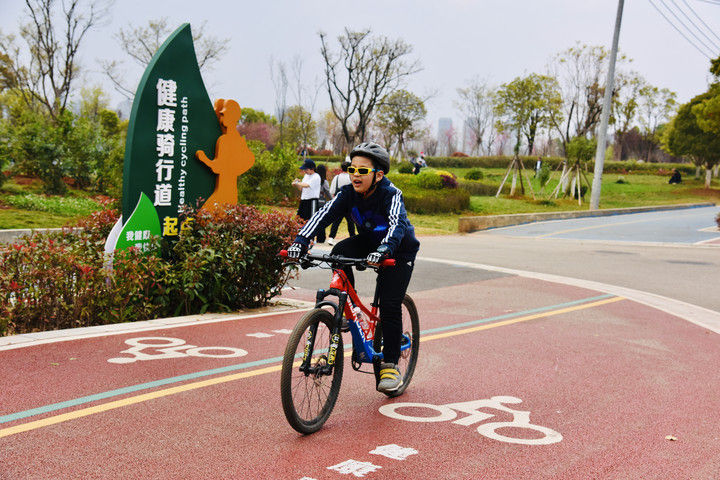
[327,160,356,245]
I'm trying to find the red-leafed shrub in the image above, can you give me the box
[439,174,458,189]
[0,204,302,335]
[451,151,469,157]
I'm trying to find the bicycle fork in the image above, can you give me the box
[299,289,348,376]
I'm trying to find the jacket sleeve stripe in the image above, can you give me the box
[298,194,339,238]
[381,188,403,245]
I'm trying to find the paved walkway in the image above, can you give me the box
[1,207,719,479]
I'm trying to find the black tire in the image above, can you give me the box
[373,294,420,397]
[280,308,343,434]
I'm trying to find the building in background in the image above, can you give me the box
[437,117,453,156]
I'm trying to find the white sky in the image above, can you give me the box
[2,0,719,135]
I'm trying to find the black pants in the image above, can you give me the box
[329,214,356,238]
[331,235,414,364]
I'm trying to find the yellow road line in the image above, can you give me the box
[0,296,624,439]
[0,365,282,439]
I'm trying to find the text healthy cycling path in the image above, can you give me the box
[2,238,720,478]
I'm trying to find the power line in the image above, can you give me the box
[659,0,719,54]
[682,0,720,45]
[671,0,720,50]
[648,0,713,58]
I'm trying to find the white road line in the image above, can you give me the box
[418,256,720,335]
[0,300,315,351]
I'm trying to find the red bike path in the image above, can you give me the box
[1,274,719,479]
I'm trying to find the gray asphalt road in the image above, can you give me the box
[485,205,720,244]
[288,206,719,312]
[284,250,510,298]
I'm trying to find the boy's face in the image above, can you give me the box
[350,156,382,194]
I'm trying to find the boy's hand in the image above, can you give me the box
[366,245,390,266]
[287,242,306,260]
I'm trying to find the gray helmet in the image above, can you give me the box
[349,142,390,173]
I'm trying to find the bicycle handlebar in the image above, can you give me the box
[279,249,396,268]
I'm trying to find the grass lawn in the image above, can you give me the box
[0,177,104,229]
[1,170,717,235]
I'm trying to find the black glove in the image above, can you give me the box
[287,242,306,260]
[366,244,390,265]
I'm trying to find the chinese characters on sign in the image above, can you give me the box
[153,78,189,237]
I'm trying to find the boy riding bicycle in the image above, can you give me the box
[287,142,420,394]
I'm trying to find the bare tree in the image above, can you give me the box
[270,57,289,143]
[102,17,228,99]
[289,55,322,156]
[455,78,496,155]
[317,109,346,154]
[319,28,420,146]
[611,71,645,160]
[0,0,110,120]
[420,130,438,156]
[547,43,628,153]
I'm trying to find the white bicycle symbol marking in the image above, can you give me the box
[378,396,562,445]
[107,337,248,364]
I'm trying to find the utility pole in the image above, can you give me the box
[590,0,625,210]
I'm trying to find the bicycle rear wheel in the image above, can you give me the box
[373,294,420,397]
[280,308,344,434]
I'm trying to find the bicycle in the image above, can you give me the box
[278,249,420,434]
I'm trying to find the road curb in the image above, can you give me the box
[458,202,716,233]
[0,298,314,351]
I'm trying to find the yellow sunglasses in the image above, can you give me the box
[347,166,377,176]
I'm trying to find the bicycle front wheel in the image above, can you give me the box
[280,308,344,434]
[373,294,420,397]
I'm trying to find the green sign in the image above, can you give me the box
[106,23,220,253]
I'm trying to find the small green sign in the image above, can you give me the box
[115,193,162,251]
[112,23,220,251]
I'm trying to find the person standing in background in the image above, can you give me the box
[292,158,321,224]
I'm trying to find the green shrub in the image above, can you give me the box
[456,179,497,196]
[428,155,566,169]
[397,162,414,174]
[0,204,301,335]
[426,155,696,176]
[402,187,470,214]
[415,170,444,189]
[464,168,484,180]
[538,164,551,187]
[238,141,297,206]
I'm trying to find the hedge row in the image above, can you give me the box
[0,205,301,335]
[403,188,470,214]
[309,154,696,176]
[425,155,697,175]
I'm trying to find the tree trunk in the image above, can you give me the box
[706,168,713,189]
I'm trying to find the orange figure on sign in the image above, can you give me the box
[196,99,255,212]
